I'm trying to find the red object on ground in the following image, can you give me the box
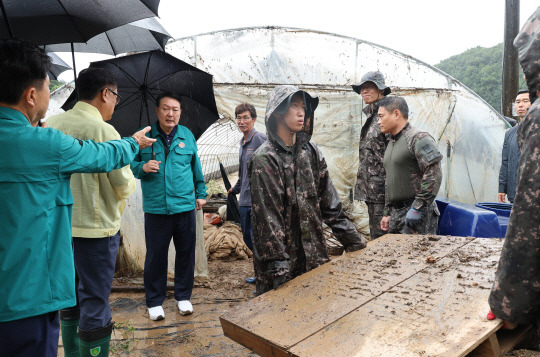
[487,310,496,320]
[204,213,220,224]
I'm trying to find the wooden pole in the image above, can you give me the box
[502,0,520,117]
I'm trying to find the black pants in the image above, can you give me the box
[144,210,196,307]
[0,311,59,357]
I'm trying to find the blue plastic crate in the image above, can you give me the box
[475,202,512,238]
[436,197,503,238]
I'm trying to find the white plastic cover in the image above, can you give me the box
[46,26,508,270]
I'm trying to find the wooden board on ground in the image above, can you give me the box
[220,234,510,356]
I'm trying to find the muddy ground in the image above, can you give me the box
[58,258,257,356]
[57,255,540,357]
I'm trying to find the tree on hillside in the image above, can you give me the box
[435,43,526,114]
[49,79,65,92]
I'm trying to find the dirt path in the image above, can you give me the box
[58,259,257,356]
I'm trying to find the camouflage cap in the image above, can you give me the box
[352,70,391,96]
[514,6,540,100]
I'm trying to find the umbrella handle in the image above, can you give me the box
[151,145,156,161]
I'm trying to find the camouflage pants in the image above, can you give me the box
[366,201,386,240]
[388,203,439,235]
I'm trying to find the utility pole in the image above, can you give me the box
[502,0,520,117]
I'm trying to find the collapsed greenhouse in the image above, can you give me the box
[46,26,508,272]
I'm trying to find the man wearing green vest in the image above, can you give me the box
[0,39,155,357]
[377,96,442,234]
[48,68,136,357]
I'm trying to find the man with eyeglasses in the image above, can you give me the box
[228,103,266,285]
[47,67,135,356]
[131,91,207,321]
[498,90,531,203]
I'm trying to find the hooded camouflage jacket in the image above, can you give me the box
[489,6,540,324]
[355,101,389,203]
[248,85,366,286]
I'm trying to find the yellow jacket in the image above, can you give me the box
[47,101,136,238]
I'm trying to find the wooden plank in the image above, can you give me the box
[468,334,501,357]
[220,234,476,351]
[497,325,532,354]
[288,238,503,356]
[220,317,293,357]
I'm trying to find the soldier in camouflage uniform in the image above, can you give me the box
[489,6,540,344]
[352,71,391,240]
[248,85,367,295]
[377,96,442,235]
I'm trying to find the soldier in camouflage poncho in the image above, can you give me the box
[352,71,391,240]
[377,96,442,235]
[248,85,367,295]
[489,6,540,342]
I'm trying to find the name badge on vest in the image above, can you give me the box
[178,142,185,148]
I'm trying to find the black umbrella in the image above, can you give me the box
[43,18,170,56]
[62,50,219,141]
[218,157,241,225]
[43,17,171,83]
[47,52,71,80]
[0,0,159,45]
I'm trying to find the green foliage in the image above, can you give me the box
[206,179,226,197]
[49,80,65,92]
[110,321,136,354]
[435,43,526,113]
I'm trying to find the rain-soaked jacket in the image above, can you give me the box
[355,101,388,203]
[489,6,540,324]
[248,85,366,289]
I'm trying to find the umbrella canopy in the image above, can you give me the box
[43,18,171,56]
[47,52,71,80]
[62,50,220,141]
[0,0,159,45]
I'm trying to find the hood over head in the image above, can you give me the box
[265,85,319,149]
[352,70,391,96]
[514,6,540,103]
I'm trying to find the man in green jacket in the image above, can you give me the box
[131,91,207,321]
[47,68,136,356]
[0,39,155,357]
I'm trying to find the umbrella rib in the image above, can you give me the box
[145,71,178,88]
[143,51,153,88]
[114,91,143,111]
[111,63,143,88]
[0,1,14,37]
[104,30,118,56]
[56,0,87,43]
[138,94,145,129]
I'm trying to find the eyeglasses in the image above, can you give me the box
[236,115,252,122]
[103,88,122,105]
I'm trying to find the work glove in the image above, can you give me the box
[345,236,367,252]
[405,207,422,227]
[267,260,289,290]
[272,275,289,290]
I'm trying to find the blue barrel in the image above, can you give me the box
[436,197,503,238]
[475,202,512,238]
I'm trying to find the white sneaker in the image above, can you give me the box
[177,300,193,315]
[148,306,165,321]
